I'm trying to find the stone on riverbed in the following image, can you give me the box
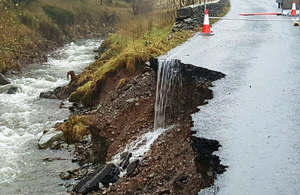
[38,129,65,149]
[0,85,19,94]
[39,86,70,100]
[0,73,10,85]
[39,91,57,99]
[7,86,19,94]
[59,171,72,180]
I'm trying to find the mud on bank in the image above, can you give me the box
[63,59,227,195]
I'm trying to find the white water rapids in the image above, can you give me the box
[0,39,102,194]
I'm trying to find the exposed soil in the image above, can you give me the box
[69,60,226,195]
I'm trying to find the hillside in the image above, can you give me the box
[0,0,132,73]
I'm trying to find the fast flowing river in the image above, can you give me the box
[0,39,102,194]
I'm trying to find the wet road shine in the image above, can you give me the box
[167,0,300,194]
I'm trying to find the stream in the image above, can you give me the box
[0,39,102,194]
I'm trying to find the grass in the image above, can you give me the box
[0,0,133,73]
[68,0,231,107]
[57,115,92,143]
[70,20,192,106]
[60,0,231,142]
[0,0,230,141]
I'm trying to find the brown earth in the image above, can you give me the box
[70,60,226,195]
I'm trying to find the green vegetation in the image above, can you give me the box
[68,1,231,107]
[0,0,230,141]
[43,6,74,29]
[69,10,192,106]
[0,0,132,73]
[57,115,92,143]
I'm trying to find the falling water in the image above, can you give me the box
[112,58,182,172]
[154,58,182,130]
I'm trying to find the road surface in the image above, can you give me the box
[166,0,300,194]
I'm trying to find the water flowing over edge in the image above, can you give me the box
[154,59,182,130]
[112,58,182,175]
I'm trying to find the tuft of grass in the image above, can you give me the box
[57,115,92,143]
[117,78,127,89]
[69,81,93,106]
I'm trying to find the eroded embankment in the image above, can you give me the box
[68,59,227,195]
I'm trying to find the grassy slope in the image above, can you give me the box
[0,0,132,73]
[62,1,230,142]
[68,10,192,107]
[68,1,231,109]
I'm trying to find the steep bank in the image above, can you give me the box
[41,0,231,193]
[64,59,227,195]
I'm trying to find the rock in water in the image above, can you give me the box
[7,86,18,94]
[59,171,72,180]
[73,163,120,194]
[0,73,11,85]
[38,129,65,149]
[39,91,57,99]
[39,86,70,99]
[120,152,132,169]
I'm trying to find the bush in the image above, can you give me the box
[39,21,63,42]
[43,5,74,29]
[57,115,92,143]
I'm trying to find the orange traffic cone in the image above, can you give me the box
[202,9,214,36]
[291,0,297,16]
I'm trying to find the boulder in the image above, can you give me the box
[73,163,120,194]
[126,159,139,176]
[0,73,10,85]
[59,171,72,180]
[120,152,132,169]
[7,86,18,94]
[177,7,193,19]
[39,91,57,99]
[38,129,65,149]
[0,85,18,94]
[53,86,69,99]
[40,86,70,100]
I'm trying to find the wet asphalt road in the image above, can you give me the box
[166,0,300,194]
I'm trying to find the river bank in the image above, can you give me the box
[0,0,231,193]
[0,0,131,73]
[48,58,226,195]
[41,1,231,194]
[0,39,103,194]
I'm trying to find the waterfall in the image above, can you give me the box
[112,58,182,172]
[154,58,182,130]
